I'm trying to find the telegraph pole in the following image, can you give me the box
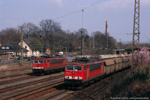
[132,0,140,67]
[20,26,24,66]
[120,39,122,49]
[81,9,84,56]
[93,34,95,49]
[81,29,83,56]
[105,21,108,49]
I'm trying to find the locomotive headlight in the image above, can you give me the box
[38,67,44,69]
[74,77,82,80]
[75,77,78,79]
[79,77,82,79]
[69,76,72,79]
[65,76,72,79]
[65,76,68,79]
[33,67,44,69]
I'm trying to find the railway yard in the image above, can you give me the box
[0,60,149,100]
[0,0,150,99]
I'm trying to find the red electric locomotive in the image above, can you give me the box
[64,57,104,88]
[32,56,66,74]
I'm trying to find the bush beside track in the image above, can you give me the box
[106,62,150,99]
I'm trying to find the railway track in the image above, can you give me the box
[0,67,32,79]
[62,68,131,100]
[0,67,32,72]
[84,70,131,100]
[0,66,132,100]
[41,90,74,100]
[0,74,37,85]
[1,78,64,100]
[0,72,64,100]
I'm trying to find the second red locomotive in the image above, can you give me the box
[32,55,66,74]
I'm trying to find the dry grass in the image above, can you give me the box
[106,61,150,98]
[0,61,32,71]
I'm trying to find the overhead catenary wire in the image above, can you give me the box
[54,0,101,20]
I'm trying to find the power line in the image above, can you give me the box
[54,0,101,20]
[54,10,81,20]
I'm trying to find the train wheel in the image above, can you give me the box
[44,71,48,75]
[71,85,76,90]
[78,84,83,90]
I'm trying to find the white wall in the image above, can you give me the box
[18,41,41,57]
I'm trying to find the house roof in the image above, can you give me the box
[0,42,28,54]
[1,42,20,50]
[142,47,150,51]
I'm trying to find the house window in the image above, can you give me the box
[6,47,10,49]
[2,47,5,49]
[25,46,27,49]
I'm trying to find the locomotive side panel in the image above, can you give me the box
[88,62,102,79]
[48,58,65,70]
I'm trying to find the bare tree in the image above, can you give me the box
[0,28,20,43]
[39,19,61,35]
[22,22,40,38]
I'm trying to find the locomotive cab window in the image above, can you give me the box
[33,60,44,64]
[66,65,82,71]
[34,60,38,64]
[39,60,43,64]
[74,66,82,71]
[66,65,73,71]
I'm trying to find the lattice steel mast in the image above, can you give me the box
[132,0,140,67]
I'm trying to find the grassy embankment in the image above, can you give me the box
[107,62,150,98]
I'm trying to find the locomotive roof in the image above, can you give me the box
[70,56,129,64]
[71,57,101,64]
[39,54,64,59]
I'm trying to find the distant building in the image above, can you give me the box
[0,42,21,59]
[142,47,150,52]
[142,47,150,56]
[18,40,40,57]
[115,49,126,54]
[0,40,41,60]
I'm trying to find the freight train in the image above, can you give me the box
[32,55,66,75]
[64,56,131,88]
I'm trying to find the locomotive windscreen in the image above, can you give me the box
[50,59,63,64]
[66,65,82,71]
[90,63,101,71]
[33,60,44,64]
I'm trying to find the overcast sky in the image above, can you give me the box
[0,0,150,43]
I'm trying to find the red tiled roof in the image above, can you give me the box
[142,47,150,50]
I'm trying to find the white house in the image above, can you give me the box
[18,41,40,57]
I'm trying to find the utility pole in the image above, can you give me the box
[132,0,140,67]
[105,21,108,49]
[20,26,23,66]
[81,30,83,56]
[81,9,84,56]
[119,39,122,49]
[93,34,95,49]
